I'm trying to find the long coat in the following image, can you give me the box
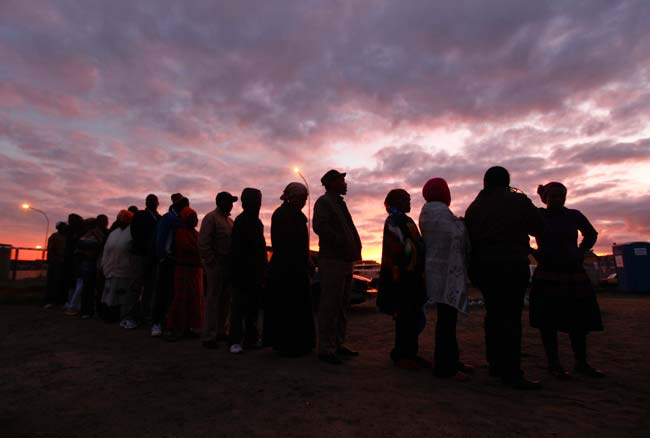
[263,202,315,355]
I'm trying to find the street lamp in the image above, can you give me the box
[293,167,311,247]
[21,203,50,256]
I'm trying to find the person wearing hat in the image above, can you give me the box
[464,166,544,390]
[263,182,316,356]
[199,191,238,348]
[313,169,362,364]
[151,193,189,336]
[530,182,604,379]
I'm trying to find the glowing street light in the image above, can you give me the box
[20,203,50,254]
[293,167,311,247]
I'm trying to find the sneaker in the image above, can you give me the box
[81,314,92,320]
[43,303,54,309]
[150,324,162,337]
[122,320,138,330]
[229,344,243,354]
[63,309,79,316]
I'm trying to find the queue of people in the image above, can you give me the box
[43,166,604,390]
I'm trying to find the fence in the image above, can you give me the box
[0,245,48,281]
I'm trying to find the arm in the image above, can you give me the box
[312,197,342,244]
[198,213,217,266]
[575,210,598,253]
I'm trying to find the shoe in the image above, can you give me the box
[336,346,359,358]
[64,309,79,316]
[202,339,219,349]
[451,371,470,382]
[504,377,542,390]
[318,353,343,365]
[458,362,475,374]
[80,314,92,320]
[574,364,605,378]
[229,344,244,354]
[415,356,433,369]
[548,365,572,380]
[122,320,138,330]
[43,304,54,309]
[150,324,162,337]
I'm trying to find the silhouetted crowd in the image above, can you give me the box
[43,166,604,390]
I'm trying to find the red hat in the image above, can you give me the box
[422,178,451,206]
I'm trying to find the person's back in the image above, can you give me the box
[465,188,543,264]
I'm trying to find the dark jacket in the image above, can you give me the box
[230,211,268,288]
[313,192,362,261]
[131,208,160,257]
[464,188,543,264]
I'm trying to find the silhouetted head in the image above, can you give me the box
[483,166,510,191]
[281,182,308,210]
[145,194,159,212]
[96,214,108,231]
[321,169,347,195]
[422,178,451,206]
[179,207,199,228]
[68,213,83,229]
[128,205,139,214]
[241,188,262,216]
[116,210,134,229]
[216,192,238,215]
[537,182,567,209]
[81,218,97,233]
[171,196,189,213]
[384,189,411,214]
[55,221,68,233]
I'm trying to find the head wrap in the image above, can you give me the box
[179,206,197,222]
[422,178,451,205]
[117,209,134,225]
[281,182,308,201]
[483,166,510,190]
[537,182,567,205]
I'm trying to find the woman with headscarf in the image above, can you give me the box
[378,189,428,369]
[419,178,473,380]
[100,210,138,327]
[263,182,315,356]
[165,207,204,340]
[530,182,604,379]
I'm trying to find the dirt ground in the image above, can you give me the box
[1,291,649,437]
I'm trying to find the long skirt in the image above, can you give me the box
[529,267,603,333]
[166,266,204,333]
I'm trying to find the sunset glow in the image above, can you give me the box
[1,1,649,259]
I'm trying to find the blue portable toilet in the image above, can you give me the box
[613,242,650,292]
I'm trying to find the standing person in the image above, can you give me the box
[199,191,237,349]
[131,194,161,323]
[313,169,362,365]
[228,188,268,354]
[464,166,544,390]
[166,207,204,340]
[378,189,428,370]
[44,222,68,308]
[530,182,604,379]
[62,213,84,315]
[419,178,473,380]
[101,210,138,326]
[151,194,189,337]
[79,216,109,319]
[264,182,315,357]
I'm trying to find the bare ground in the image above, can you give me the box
[1,292,649,437]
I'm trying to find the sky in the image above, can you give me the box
[1,0,649,260]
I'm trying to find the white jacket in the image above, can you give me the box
[419,201,469,313]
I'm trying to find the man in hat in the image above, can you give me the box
[313,170,362,364]
[199,191,238,348]
[151,193,189,336]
